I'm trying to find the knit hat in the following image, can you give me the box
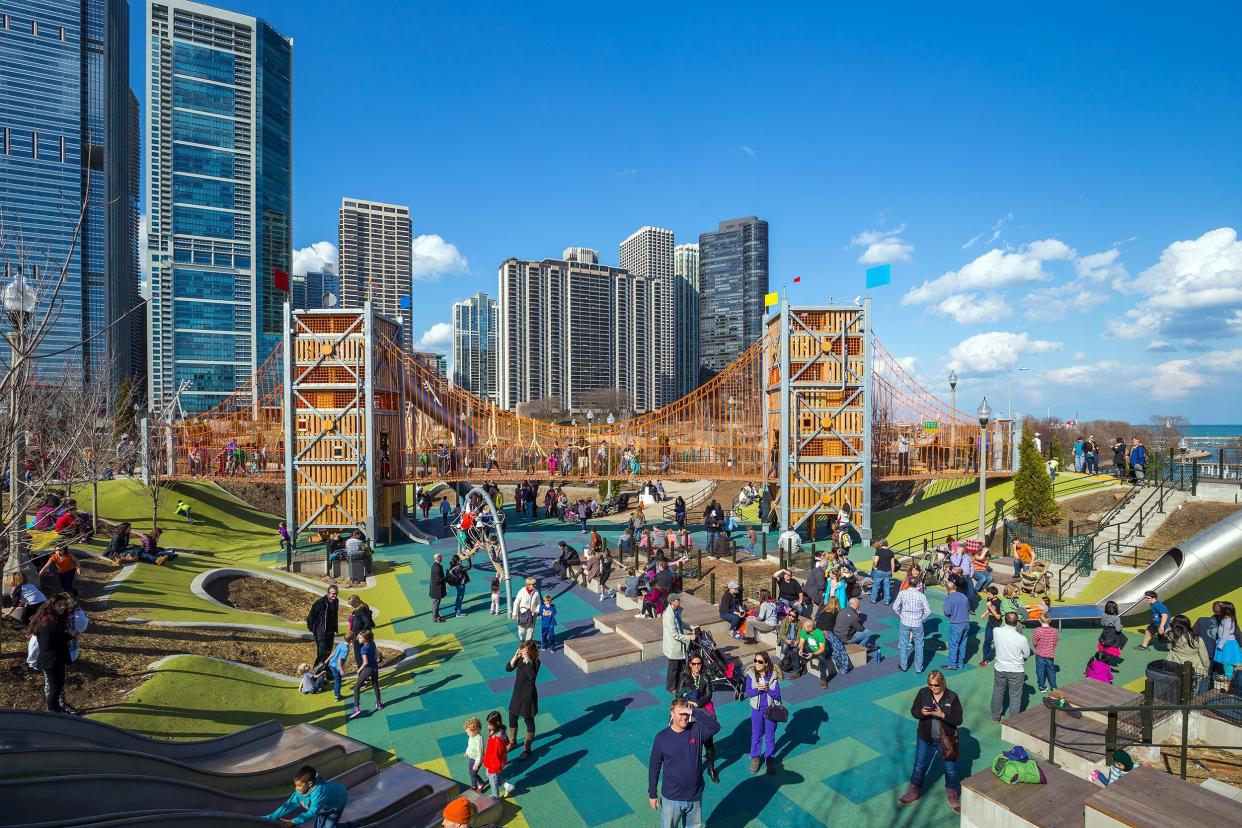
[1111,749,1134,771]
[667,593,682,602]
[727,581,738,589]
[443,796,476,823]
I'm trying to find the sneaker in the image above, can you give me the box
[500,782,515,797]
[155,555,168,566]
[376,701,384,710]
[820,680,828,689]
[349,707,364,720]
[1136,645,1149,651]
[334,696,344,702]
[455,611,464,617]
[599,593,605,601]
[749,757,762,774]
[635,613,646,619]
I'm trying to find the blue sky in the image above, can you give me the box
[131,1,1242,422]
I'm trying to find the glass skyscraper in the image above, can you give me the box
[452,292,498,404]
[0,0,142,395]
[698,216,768,383]
[146,0,292,414]
[673,243,700,398]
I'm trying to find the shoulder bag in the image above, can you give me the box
[765,698,789,723]
[939,724,959,760]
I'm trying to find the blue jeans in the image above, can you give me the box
[911,736,959,792]
[841,630,882,662]
[898,624,925,672]
[329,664,343,699]
[706,530,719,550]
[971,569,992,593]
[1036,655,1058,690]
[947,623,969,669]
[660,797,702,828]
[871,569,892,604]
[541,625,556,650]
[982,624,996,662]
[453,584,466,614]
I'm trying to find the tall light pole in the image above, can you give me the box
[949,370,958,469]
[1008,367,1028,421]
[977,397,992,544]
[3,274,37,575]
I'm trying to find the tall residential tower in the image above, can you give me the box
[673,242,700,398]
[619,226,675,409]
[698,216,768,382]
[146,0,292,414]
[339,198,412,343]
[452,292,498,404]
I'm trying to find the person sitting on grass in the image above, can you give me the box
[53,500,91,538]
[297,663,328,694]
[263,764,348,826]
[138,528,177,565]
[174,499,196,525]
[106,522,140,564]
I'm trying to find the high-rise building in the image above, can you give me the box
[146,0,292,415]
[339,198,411,341]
[673,243,700,399]
[562,247,598,264]
[291,266,340,311]
[498,254,656,413]
[0,0,142,398]
[698,216,768,382]
[619,226,674,408]
[412,349,447,378]
[452,292,498,404]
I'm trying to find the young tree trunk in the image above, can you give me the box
[92,479,99,535]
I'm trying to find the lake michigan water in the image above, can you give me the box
[1184,424,1242,452]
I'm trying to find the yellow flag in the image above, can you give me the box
[764,291,779,307]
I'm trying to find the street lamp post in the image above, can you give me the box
[3,275,38,575]
[977,397,992,544]
[949,370,958,469]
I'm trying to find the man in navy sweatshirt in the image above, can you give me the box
[648,698,721,827]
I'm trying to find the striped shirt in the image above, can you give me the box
[1032,626,1060,658]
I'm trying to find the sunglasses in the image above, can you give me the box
[754,659,768,665]
[674,712,692,718]
[927,682,942,688]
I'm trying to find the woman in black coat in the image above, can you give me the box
[899,669,964,814]
[29,594,74,712]
[505,640,541,761]
[347,596,374,664]
[429,553,447,622]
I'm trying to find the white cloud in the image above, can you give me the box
[411,234,469,281]
[850,224,914,265]
[1044,361,1120,385]
[1145,340,1176,353]
[962,212,1013,249]
[292,241,338,276]
[1075,248,1128,285]
[1128,348,1242,400]
[414,321,452,353]
[1073,351,1087,361]
[740,145,756,157]
[946,331,1062,376]
[903,238,1076,305]
[933,292,1010,325]
[898,356,919,374]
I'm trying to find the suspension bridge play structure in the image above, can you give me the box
[165,300,1016,546]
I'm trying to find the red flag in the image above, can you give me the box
[793,276,801,283]
[273,268,290,293]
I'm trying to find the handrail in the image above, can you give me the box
[664,480,716,520]
[1095,465,1188,553]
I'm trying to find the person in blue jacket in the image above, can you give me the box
[1129,438,1147,483]
[263,765,348,826]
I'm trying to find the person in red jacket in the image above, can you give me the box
[482,710,513,798]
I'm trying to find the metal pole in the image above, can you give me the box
[978,425,988,543]
[861,298,873,543]
[779,298,791,533]
[950,386,956,470]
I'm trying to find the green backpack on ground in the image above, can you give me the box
[992,755,1044,784]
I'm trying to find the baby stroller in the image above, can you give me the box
[689,628,744,699]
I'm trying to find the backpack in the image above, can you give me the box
[779,643,799,676]
[992,755,1045,784]
[445,567,461,586]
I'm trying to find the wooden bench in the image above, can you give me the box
[614,618,665,660]
[845,643,868,669]
[563,634,642,674]
[1002,705,1120,778]
[961,760,1098,828]
[593,609,640,634]
[678,602,730,635]
[1056,680,1143,725]
[1085,765,1242,827]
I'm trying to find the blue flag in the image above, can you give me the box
[866,264,891,289]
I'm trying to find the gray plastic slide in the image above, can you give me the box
[6,762,458,828]
[0,710,281,757]
[0,723,371,793]
[1054,509,1242,621]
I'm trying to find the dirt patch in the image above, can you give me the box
[215,479,286,518]
[0,555,399,714]
[1042,489,1131,536]
[1128,501,1242,565]
[205,574,314,623]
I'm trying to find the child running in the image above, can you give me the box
[1032,613,1060,693]
[482,710,514,798]
[463,716,485,792]
[349,630,383,719]
[539,594,557,652]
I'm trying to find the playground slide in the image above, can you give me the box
[0,710,282,758]
[1053,510,1242,621]
[1101,508,1242,617]
[405,376,476,446]
[10,762,458,828]
[0,727,369,793]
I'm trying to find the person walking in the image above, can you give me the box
[743,652,783,774]
[1138,590,1170,650]
[510,577,541,642]
[347,596,375,664]
[899,669,963,814]
[440,496,453,531]
[662,594,697,695]
[893,582,931,673]
[647,698,720,828]
[505,640,541,761]
[1032,612,1061,693]
[978,586,1002,666]
[870,540,896,605]
[306,586,339,666]
[39,547,80,598]
[448,553,472,617]
[349,630,383,719]
[430,554,448,623]
[28,594,74,712]
[991,612,1031,721]
[942,579,970,671]
[678,655,719,783]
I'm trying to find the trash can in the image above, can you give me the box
[348,555,366,582]
[1145,659,1185,706]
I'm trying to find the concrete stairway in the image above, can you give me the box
[1095,487,1190,568]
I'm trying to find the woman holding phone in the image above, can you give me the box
[899,668,964,814]
[743,653,783,775]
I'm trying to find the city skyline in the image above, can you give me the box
[110,1,1242,422]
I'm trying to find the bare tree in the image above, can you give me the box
[140,417,172,531]
[60,374,116,534]
[517,395,568,422]
[576,388,634,419]
[1148,414,1189,452]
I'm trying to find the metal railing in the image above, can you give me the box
[663,480,715,520]
[1045,665,1242,780]
[1096,464,1191,552]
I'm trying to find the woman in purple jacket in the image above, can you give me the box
[744,653,782,775]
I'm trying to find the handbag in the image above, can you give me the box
[939,725,960,760]
[517,608,534,627]
[765,699,788,722]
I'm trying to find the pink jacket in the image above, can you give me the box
[1085,660,1114,683]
